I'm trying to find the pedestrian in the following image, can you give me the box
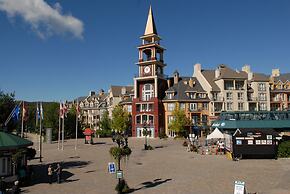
[55,163,62,184]
[47,165,53,184]
[11,181,20,194]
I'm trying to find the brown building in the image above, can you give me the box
[270,69,290,111]
[163,71,210,137]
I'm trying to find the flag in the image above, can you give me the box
[63,102,68,118]
[22,101,28,121]
[40,102,44,120]
[36,103,40,120]
[12,105,20,121]
[60,103,64,119]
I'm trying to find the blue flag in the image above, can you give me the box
[40,102,44,120]
[12,105,20,121]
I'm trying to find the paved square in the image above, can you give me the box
[24,138,290,194]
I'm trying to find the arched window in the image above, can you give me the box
[142,84,154,101]
[142,49,152,61]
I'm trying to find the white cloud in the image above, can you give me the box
[0,0,84,39]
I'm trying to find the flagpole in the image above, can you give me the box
[75,100,78,150]
[4,101,22,127]
[62,114,64,150]
[58,101,61,150]
[21,101,24,138]
[36,102,40,152]
[39,102,42,162]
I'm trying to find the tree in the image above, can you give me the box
[43,102,59,140]
[64,105,83,139]
[111,106,130,133]
[168,107,191,137]
[100,110,111,131]
[0,90,16,131]
[97,110,112,137]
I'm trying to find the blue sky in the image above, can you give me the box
[0,0,290,101]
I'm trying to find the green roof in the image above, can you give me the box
[212,120,290,130]
[0,131,33,151]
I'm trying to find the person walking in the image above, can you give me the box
[55,163,62,184]
[47,165,53,184]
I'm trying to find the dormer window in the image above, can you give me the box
[167,92,174,99]
[188,92,195,99]
[198,93,206,99]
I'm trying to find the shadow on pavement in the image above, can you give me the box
[129,178,172,192]
[24,160,90,186]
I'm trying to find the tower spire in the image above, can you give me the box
[144,5,158,36]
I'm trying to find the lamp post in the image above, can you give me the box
[112,131,128,194]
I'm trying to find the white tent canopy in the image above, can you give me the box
[206,128,224,140]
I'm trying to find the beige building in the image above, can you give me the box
[194,63,271,122]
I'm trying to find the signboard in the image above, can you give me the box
[108,162,116,174]
[116,170,123,179]
[234,181,246,194]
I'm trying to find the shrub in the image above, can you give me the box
[277,141,290,158]
[26,148,36,160]
[110,146,132,160]
[158,131,168,139]
[183,141,188,147]
[96,130,112,137]
[115,179,130,193]
[146,145,154,150]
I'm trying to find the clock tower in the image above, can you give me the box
[132,6,167,138]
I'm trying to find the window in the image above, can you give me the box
[168,115,175,124]
[180,103,186,110]
[127,105,132,113]
[202,115,208,123]
[226,102,233,111]
[258,93,267,101]
[142,115,147,124]
[2,158,6,174]
[136,104,141,112]
[202,103,208,110]
[188,92,196,99]
[167,93,174,99]
[259,103,267,111]
[235,81,244,90]
[136,115,141,124]
[142,84,154,101]
[142,104,147,111]
[226,92,233,100]
[224,81,234,90]
[168,103,175,111]
[198,93,206,99]
[238,93,244,100]
[148,104,153,111]
[189,103,197,111]
[149,115,154,124]
[238,102,244,111]
[258,83,266,91]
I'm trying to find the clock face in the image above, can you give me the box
[144,66,151,74]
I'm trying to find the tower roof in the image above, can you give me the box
[144,5,158,36]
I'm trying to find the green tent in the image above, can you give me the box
[0,131,33,151]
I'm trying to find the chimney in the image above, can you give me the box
[189,78,194,87]
[272,69,280,77]
[215,68,220,79]
[173,70,179,84]
[99,89,104,95]
[167,79,171,88]
[248,72,253,80]
[89,91,96,96]
[242,64,251,73]
[193,63,201,76]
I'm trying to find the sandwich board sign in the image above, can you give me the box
[234,181,246,194]
[108,162,116,174]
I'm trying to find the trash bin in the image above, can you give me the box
[46,128,52,144]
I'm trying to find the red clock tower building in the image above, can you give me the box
[132,6,168,138]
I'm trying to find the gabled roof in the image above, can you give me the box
[163,77,209,101]
[251,73,270,82]
[216,65,248,80]
[110,86,134,97]
[200,70,220,92]
[0,131,33,151]
[144,5,158,36]
[274,73,290,83]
